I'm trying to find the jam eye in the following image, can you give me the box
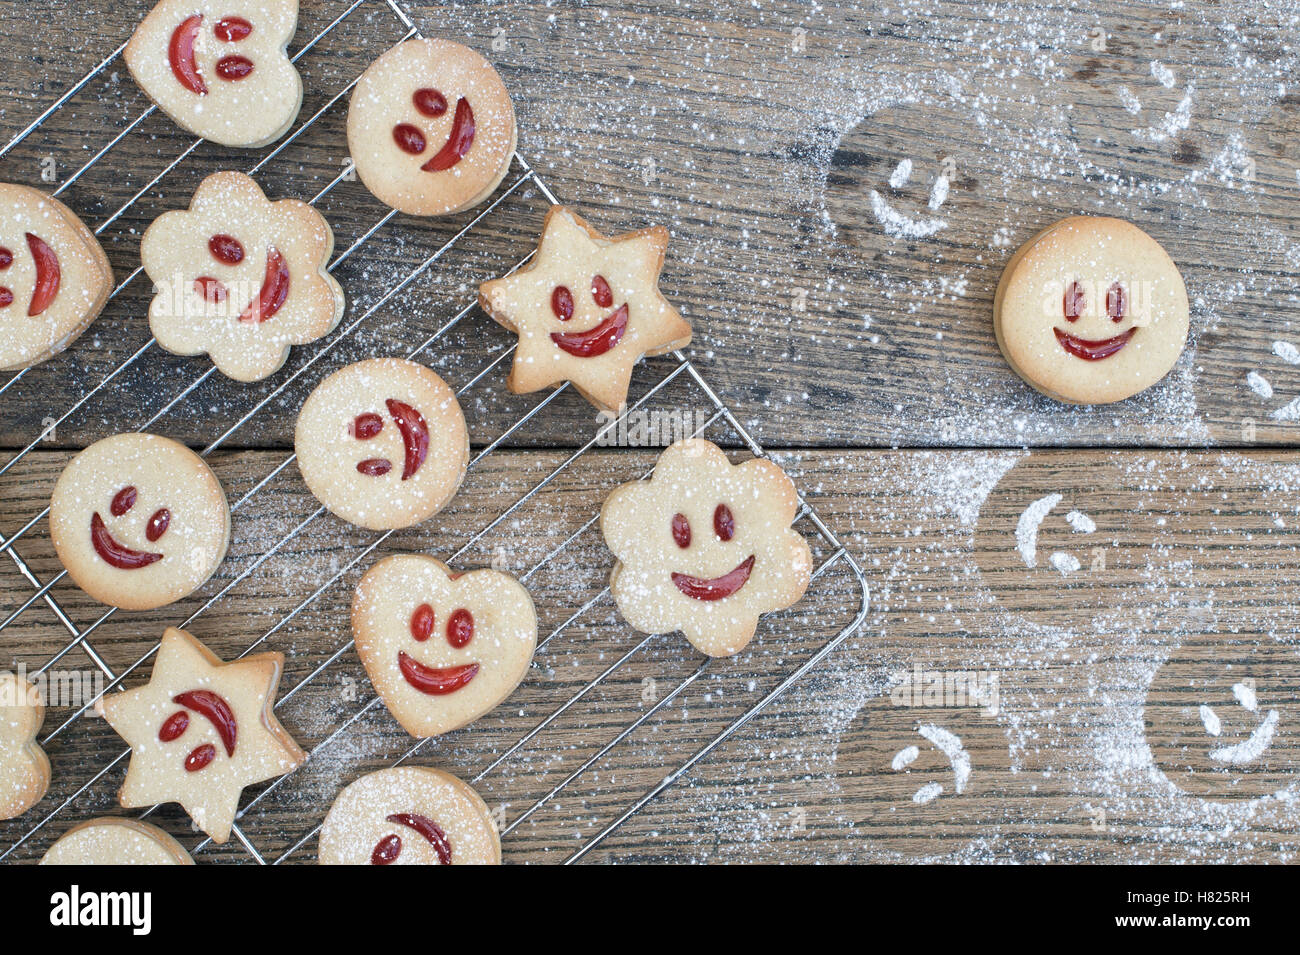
[393,123,427,155]
[551,285,574,321]
[146,508,171,542]
[447,608,474,647]
[111,486,137,517]
[671,513,691,548]
[591,275,614,308]
[214,16,253,42]
[351,412,384,439]
[714,504,735,541]
[413,87,448,117]
[1063,280,1085,323]
[410,603,435,642]
[208,233,244,265]
[1106,282,1126,323]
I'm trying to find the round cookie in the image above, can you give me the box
[347,38,516,217]
[319,766,500,865]
[41,818,194,865]
[352,555,537,738]
[295,359,469,531]
[49,433,231,611]
[0,183,113,371]
[994,215,1189,405]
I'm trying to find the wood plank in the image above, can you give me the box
[0,1,1297,449]
[3,448,1299,863]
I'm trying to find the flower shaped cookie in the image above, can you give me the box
[0,671,50,820]
[141,171,345,382]
[601,439,813,657]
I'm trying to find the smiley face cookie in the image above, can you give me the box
[347,38,516,217]
[49,433,230,611]
[125,0,303,148]
[0,183,112,371]
[295,359,469,531]
[353,555,537,739]
[601,439,812,657]
[96,626,306,844]
[0,671,50,820]
[994,216,1190,404]
[41,818,194,865]
[141,172,345,382]
[319,766,500,865]
[479,206,693,414]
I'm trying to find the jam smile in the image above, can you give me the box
[551,303,628,358]
[1053,326,1136,361]
[397,652,479,695]
[672,554,755,601]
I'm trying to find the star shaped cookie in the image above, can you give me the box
[97,627,306,843]
[478,205,692,413]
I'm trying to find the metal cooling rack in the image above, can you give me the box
[0,0,868,863]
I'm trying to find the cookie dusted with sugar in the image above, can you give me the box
[347,38,516,216]
[0,183,112,371]
[0,671,50,820]
[125,0,303,147]
[994,215,1189,404]
[479,205,693,414]
[49,433,231,612]
[96,626,306,844]
[141,171,345,382]
[601,438,812,657]
[41,818,194,865]
[353,555,537,738]
[295,359,469,531]
[319,767,501,865]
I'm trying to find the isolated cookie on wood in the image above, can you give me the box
[994,215,1189,404]
[0,183,112,371]
[125,0,303,147]
[295,358,469,530]
[479,206,693,413]
[319,766,500,865]
[0,671,50,820]
[347,38,516,216]
[41,818,194,865]
[353,555,537,738]
[49,433,230,611]
[602,438,812,657]
[141,171,345,382]
[97,626,306,844]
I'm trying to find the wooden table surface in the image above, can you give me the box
[1,0,1298,863]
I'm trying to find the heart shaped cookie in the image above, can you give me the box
[352,554,537,739]
[0,671,50,820]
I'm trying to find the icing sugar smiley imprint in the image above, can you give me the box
[295,358,469,531]
[125,0,303,147]
[41,818,194,865]
[0,183,112,371]
[318,766,500,865]
[347,38,516,217]
[353,554,537,738]
[97,627,306,844]
[994,215,1189,404]
[479,206,693,414]
[49,433,230,611]
[601,439,813,657]
[141,171,345,382]
[0,671,50,820]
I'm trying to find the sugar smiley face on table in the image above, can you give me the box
[125,0,303,147]
[140,171,345,383]
[49,433,231,612]
[347,38,517,217]
[601,439,813,657]
[352,555,537,739]
[294,359,469,531]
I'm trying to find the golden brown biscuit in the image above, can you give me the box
[0,671,49,820]
[41,818,194,865]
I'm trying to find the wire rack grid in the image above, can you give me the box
[0,0,868,863]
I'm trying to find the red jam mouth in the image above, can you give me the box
[672,554,756,601]
[550,303,628,358]
[371,812,452,865]
[397,652,480,695]
[169,14,257,95]
[237,247,290,324]
[90,512,163,569]
[391,94,476,173]
[1053,326,1137,361]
